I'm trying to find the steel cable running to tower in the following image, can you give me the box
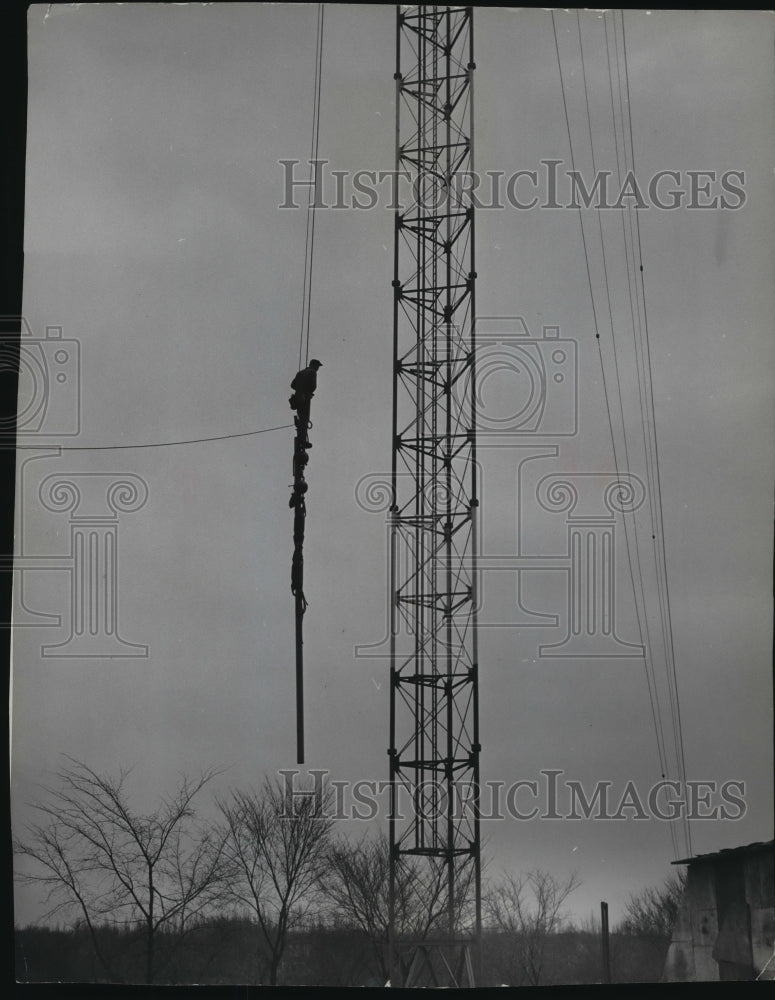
[551,9,683,862]
[619,9,693,857]
[601,8,682,834]
[576,7,665,768]
[573,8,693,860]
[605,9,688,857]
[602,10,694,861]
[600,8,692,859]
[575,9,689,861]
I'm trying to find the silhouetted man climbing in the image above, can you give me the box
[288,358,321,512]
[289,358,323,412]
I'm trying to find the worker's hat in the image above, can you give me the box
[309,359,323,368]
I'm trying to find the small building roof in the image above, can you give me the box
[672,839,775,866]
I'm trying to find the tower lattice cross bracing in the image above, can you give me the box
[388,5,481,987]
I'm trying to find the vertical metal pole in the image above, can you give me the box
[292,404,310,766]
[295,589,304,764]
[601,900,611,983]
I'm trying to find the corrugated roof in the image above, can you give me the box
[672,839,775,865]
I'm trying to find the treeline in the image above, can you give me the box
[13,758,681,986]
[15,919,672,986]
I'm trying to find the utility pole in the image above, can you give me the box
[601,900,611,984]
[388,5,480,987]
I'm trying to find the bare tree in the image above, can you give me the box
[486,868,581,986]
[217,775,334,985]
[14,758,226,983]
[320,830,482,982]
[618,869,687,938]
[319,830,449,980]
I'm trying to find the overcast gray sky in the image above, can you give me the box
[12,3,774,934]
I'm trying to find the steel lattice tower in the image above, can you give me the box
[388,5,480,987]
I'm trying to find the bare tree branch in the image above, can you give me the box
[319,830,479,981]
[217,774,334,985]
[486,868,581,986]
[14,759,227,984]
[617,869,687,938]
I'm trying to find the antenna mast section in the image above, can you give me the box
[388,5,481,987]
